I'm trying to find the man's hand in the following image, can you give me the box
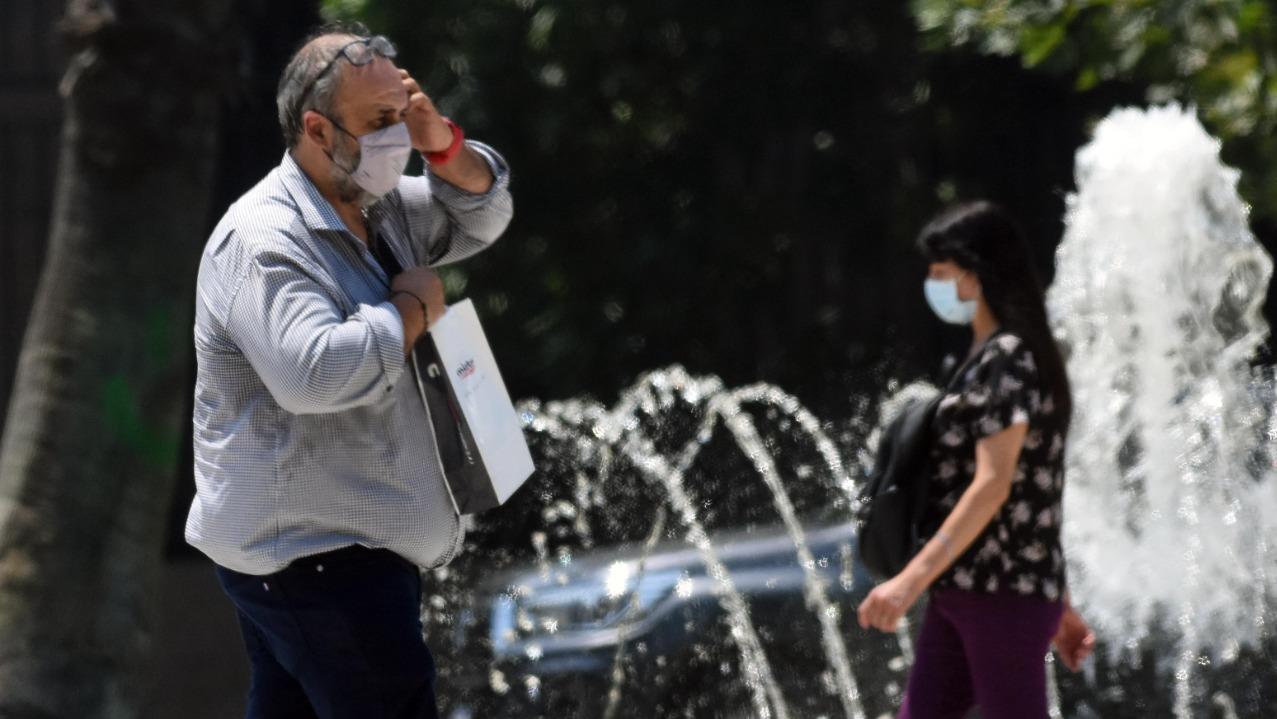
[857,572,926,633]
[391,266,446,333]
[400,69,452,154]
[1052,603,1097,671]
[397,68,494,193]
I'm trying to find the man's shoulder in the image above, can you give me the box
[205,169,315,264]
[228,169,311,241]
[197,168,323,318]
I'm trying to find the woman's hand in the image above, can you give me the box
[1052,603,1096,671]
[857,572,926,633]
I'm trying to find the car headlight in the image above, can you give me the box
[491,562,688,652]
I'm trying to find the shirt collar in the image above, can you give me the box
[278,151,351,235]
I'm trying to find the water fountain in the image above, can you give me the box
[424,105,1277,719]
[1048,104,1277,718]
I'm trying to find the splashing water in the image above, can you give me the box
[1048,105,1276,715]
[519,369,874,719]
[434,105,1277,718]
[1049,105,1274,648]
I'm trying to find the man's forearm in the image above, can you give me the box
[429,146,494,194]
[390,293,429,355]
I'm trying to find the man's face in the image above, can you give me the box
[327,54,410,205]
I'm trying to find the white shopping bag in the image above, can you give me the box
[413,299,535,514]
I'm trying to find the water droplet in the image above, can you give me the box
[676,572,694,599]
[604,561,634,599]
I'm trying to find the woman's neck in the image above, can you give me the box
[969,304,1001,354]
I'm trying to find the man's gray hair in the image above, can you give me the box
[276,22,371,148]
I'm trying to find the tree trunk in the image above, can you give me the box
[0,1,237,716]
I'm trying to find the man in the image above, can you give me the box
[185,23,512,719]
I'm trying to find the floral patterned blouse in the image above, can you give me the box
[920,331,1067,602]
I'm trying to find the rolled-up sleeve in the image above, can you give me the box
[394,140,514,266]
[225,252,406,415]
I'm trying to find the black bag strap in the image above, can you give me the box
[938,329,1006,394]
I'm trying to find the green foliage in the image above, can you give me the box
[911,0,1277,221]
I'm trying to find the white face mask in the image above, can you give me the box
[924,275,978,325]
[327,119,413,199]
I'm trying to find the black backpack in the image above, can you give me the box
[856,392,943,579]
[856,345,990,579]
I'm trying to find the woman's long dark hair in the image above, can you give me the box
[917,200,1073,429]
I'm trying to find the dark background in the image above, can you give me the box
[6,2,1273,451]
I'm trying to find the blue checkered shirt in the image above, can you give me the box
[185,144,512,575]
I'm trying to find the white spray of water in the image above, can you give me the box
[715,391,866,719]
[532,375,793,719]
[1047,104,1275,682]
[525,367,875,718]
[602,506,669,719]
[619,433,790,719]
[489,106,1277,717]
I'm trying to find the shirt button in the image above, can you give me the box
[386,385,393,392]
[316,564,325,573]
[262,582,270,592]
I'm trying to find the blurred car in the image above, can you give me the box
[440,521,908,719]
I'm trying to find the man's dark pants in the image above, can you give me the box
[215,546,440,719]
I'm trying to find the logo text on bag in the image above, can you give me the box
[456,359,477,380]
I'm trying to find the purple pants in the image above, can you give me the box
[899,589,1064,719]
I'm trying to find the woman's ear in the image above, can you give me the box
[958,272,982,302]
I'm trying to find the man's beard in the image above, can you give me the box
[329,138,379,208]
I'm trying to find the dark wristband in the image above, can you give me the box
[391,290,429,324]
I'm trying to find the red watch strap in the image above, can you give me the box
[425,117,465,166]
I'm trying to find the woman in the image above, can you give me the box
[857,201,1096,719]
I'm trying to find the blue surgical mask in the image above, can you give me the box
[924,276,977,325]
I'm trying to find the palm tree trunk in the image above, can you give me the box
[0,2,237,715]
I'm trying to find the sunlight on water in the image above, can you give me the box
[441,105,1277,718]
[526,369,874,719]
[1048,104,1274,717]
